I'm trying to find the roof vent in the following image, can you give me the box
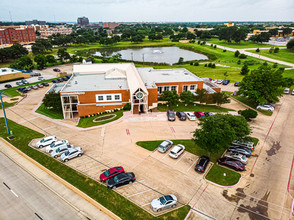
[75,81,78,84]
[162,73,169,75]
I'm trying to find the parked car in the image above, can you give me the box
[234,82,240,87]
[256,105,274,111]
[231,140,255,151]
[52,79,59,83]
[106,172,135,189]
[30,85,38,90]
[194,111,205,119]
[157,140,173,153]
[57,78,64,82]
[100,166,125,182]
[292,89,294,95]
[53,68,61,72]
[204,112,214,117]
[41,82,49,86]
[217,157,245,171]
[211,79,217,84]
[25,86,31,91]
[185,112,196,120]
[38,76,45,81]
[216,79,223,84]
[228,147,251,157]
[62,77,69,81]
[66,75,71,79]
[176,111,186,121]
[51,145,73,158]
[17,87,28,93]
[46,140,69,153]
[169,144,185,159]
[233,91,238,96]
[167,110,175,121]
[61,147,83,162]
[224,151,248,164]
[36,136,57,148]
[195,156,210,173]
[16,81,24,86]
[150,195,177,212]
[4,84,12,88]
[262,103,275,109]
[284,88,290,94]
[21,79,29,84]
[222,79,230,85]
[37,83,44,88]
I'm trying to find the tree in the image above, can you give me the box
[256,48,260,52]
[34,54,47,68]
[234,50,240,57]
[178,57,184,64]
[8,43,28,59]
[268,28,278,36]
[10,55,33,70]
[193,114,251,154]
[57,48,70,62]
[212,92,230,106]
[194,61,199,66]
[196,89,208,103]
[159,90,179,107]
[238,66,291,104]
[200,31,211,40]
[42,92,62,113]
[239,54,247,59]
[32,39,52,54]
[283,28,292,36]
[240,64,249,75]
[46,55,56,64]
[238,109,258,121]
[180,91,195,105]
[286,39,294,50]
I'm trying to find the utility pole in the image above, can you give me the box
[0,91,10,134]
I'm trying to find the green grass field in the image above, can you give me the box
[203,38,275,49]
[35,104,64,119]
[205,164,241,186]
[0,117,190,219]
[248,48,294,64]
[157,103,234,113]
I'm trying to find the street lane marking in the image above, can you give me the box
[3,182,18,197]
[187,160,197,172]
[127,187,158,198]
[170,127,175,133]
[126,129,130,135]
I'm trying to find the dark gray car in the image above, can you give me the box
[167,110,175,121]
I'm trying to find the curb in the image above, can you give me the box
[1,138,120,220]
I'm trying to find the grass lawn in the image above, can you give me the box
[35,104,63,119]
[78,110,124,128]
[157,103,234,113]
[205,164,241,186]
[248,48,294,64]
[0,117,190,219]
[0,101,17,109]
[203,38,275,49]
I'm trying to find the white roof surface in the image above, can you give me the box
[0,68,21,76]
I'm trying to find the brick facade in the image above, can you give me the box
[0,27,36,45]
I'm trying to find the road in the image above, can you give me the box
[0,151,85,220]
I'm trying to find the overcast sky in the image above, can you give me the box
[1,0,293,22]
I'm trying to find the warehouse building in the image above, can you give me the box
[59,63,220,119]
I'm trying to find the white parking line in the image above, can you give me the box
[175,152,186,165]
[187,160,197,172]
[101,127,105,137]
[11,190,18,198]
[81,162,110,173]
[75,159,96,168]
[127,187,158,198]
[161,152,170,160]
[141,202,151,207]
[43,125,56,130]
[19,117,39,124]
[134,179,144,183]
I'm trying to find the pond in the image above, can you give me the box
[92,47,208,65]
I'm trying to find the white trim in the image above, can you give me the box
[95,93,122,102]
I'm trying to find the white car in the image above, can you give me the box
[150,194,177,212]
[185,112,196,120]
[61,147,83,162]
[211,79,217,84]
[256,105,274,111]
[284,88,290,94]
[169,144,185,159]
[51,145,73,158]
[292,89,294,95]
[224,151,248,164]
[216,79,223,84]
[46,140,69,153]
[36,136,57,148]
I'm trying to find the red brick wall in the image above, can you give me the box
[147,88,158,107]
[78,90,130,104]
[0,27,36,44]
[78,104,125,117]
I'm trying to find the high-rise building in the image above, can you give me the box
[77,17,89,26]
[0,27,36,45]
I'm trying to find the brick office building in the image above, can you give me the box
[0,27,36,45]
[59,63,220,119]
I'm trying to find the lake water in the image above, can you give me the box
[93,47,208,65]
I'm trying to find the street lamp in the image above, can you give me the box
[0,90,10,134]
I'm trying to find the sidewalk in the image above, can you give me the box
[0,139,113,220]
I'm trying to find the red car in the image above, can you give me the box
[218,158,245,171]
[194,111,205,119]
[53,68,61,72]
[99,166,125,182]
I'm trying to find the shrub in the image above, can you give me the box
[263,62,268,66]
[256,48,260,52]
[274,47,279,53]
[208,63,212,67]
[190,62,194,65]
[211,63,216,68]
[238,109,258,121]
[273,63,278,68]
[269,47,274,54]
[194,61,199,66]
[223,49,226,52]
[239,54,247,59]
[211,44,213,47]
[234,50,240,57]
[214,45,217,48]
[198,41,201,45]
[204,64,207,67]
[123,103,131,111]
[237,60,241,65]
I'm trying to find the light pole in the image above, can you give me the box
[0,91,10,134]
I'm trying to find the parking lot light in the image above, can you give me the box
[0,90,10,134]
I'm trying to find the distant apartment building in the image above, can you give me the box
[38,25,72,38]
[224,22,234,27]
[0,26,36,45]
[25,19,46,25]
[103,22,119,30]
[77,17,89,26]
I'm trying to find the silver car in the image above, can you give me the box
[157,140,173,153]
[217,79,223,84]
[51,145,73,158]
[45,140,69,153]
[151,194,177,212]
[61,147,83,162]
[224,152,248,164]
[256,105,274,111]
[36,136,57,148]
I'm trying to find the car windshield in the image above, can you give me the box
[116,167,122,171]
[170,151,176,154]
[65,151,70,156]
[40,138,45,143]
[159,196,167,205]
[50,142,55,148]
[56,148,60,153]
[169,113,175,117]
[104,170,110,177]
[113,176,119,183]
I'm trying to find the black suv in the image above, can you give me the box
[167,110,175,121]
[222,79,230,85]
[176,111,186,121]
[106,172,136,189]
[195,156,210,173]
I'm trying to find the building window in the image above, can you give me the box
[183,85,188,91]
[98,96,103,101]
[115,95,120,100]
[164,86,170,91]
[171,86,177,91]
[190,85,195,90]
[158,87,163,94]
[106,95,112,100]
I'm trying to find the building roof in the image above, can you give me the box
[137,67,203,88]
[0,68,22,76]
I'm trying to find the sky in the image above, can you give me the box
[1,0,293,22]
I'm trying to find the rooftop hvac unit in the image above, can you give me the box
[75,81,78,84]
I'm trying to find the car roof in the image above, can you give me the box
[171,145,183,152]
[44,136,55,140]
[161,140,171,146]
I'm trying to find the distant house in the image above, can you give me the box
[82,58,92,65]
